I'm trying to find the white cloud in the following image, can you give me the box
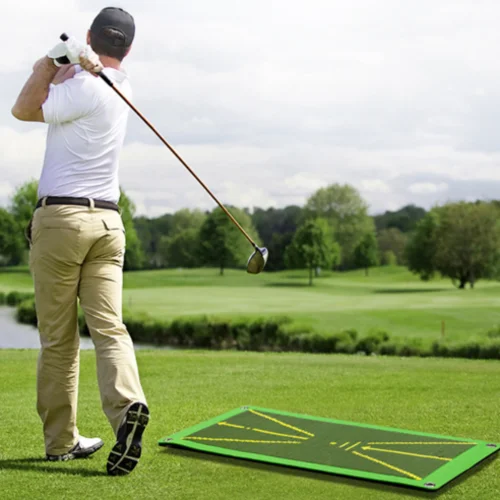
[408,182,449,194]
[360,180,391,193]
[284,174,326,193]
[4,0,500,216]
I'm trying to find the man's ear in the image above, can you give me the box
[87,30,91,45]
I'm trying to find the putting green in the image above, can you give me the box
[159,406,499,491]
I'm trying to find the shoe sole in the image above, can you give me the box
[107,402,150,476]
[46,440,104,462]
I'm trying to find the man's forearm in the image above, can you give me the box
[11,56,59,122]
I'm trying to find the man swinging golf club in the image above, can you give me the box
[11,7,149,476]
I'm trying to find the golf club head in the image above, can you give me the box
[247,247,269,274]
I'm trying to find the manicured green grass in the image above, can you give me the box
[122,267,500,341]
[3,266,500,341]
[0,350,498,499]
[0,267,33,292]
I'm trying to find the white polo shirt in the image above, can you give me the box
[39,65,131,204]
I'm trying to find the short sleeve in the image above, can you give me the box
[42,76,97,124]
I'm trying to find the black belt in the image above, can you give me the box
[36,196,120,212]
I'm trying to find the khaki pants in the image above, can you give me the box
[28,203,146,455]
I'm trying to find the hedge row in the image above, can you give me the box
[14,299,500,360]
[0,291,34,307]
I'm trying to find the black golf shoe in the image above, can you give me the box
[46,436,104,461]
[107,402,150,476]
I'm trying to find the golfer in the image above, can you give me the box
[11,7,149,476]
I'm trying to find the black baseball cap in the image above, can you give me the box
[90,7,135,48]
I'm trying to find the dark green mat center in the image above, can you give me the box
[185,409,473,480]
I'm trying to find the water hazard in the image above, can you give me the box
[0,307,163,350]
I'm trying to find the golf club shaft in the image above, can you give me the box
[59,34,257,248]
[109,80,259,247]
[108,82,256,245]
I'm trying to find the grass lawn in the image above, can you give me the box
[0,350,498,499]
[2,266,500,342]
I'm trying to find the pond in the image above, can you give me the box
[0,307,165,350]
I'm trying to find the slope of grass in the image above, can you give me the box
[0,350,498,500]
[3,266,500,341]
[120,268,500,341]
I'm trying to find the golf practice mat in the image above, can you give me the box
[159,406,499,491]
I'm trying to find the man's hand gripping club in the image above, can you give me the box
[47,35,103,74]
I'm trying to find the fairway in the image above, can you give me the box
[120,268,500,341]
[0,350,499,499]
[3,266,500,342]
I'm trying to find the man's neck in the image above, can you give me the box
[100,55,121,71]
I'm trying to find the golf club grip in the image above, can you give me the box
[60,33,114,86]
[105,84,257,247]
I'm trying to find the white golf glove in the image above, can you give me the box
[47,36,103,73]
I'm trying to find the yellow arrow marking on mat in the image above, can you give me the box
[352,451,422,481]
[182,437,302,444]
[218,422,246,430]
[339,442,350,449]
[249,410,315,437]
[367,441,476,446]
[218,422,309,441]
[362,446,451,461]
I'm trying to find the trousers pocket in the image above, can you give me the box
[102,215,125,233]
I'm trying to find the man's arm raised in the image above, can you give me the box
[11,56,59,122]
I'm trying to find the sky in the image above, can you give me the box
[3,0,500,217]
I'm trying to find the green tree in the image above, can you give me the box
[169,208,206,236]
[158,209,206,268]
[134,213,174,268]
[118,189,145,270]
[251,206,303,271]
[0,208,24,265]
[381,250,397,266]
[285,218,340,286]
[406,202,500,288]
[133,216,154,267]
[374,204,427,233]
[9,179,39,249]
[353,232,379,276]
[198,206,260,275]
[377,228,408,265]
[159,229,201,268]
[434,202,500,288]
[304,184,374,268]
[405,210,441,281]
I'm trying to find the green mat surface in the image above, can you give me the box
[159,406,499,491]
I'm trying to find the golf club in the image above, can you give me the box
[59,33,268,274]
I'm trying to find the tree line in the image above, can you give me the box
[2,179,499,288]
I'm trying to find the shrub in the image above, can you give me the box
[335,340,357,354]
[7,291,34,306]
[16,299,37,326]
[355,329,390,354]
[478,341,500,360]
[12,299,500,361]
[378,341,399,356]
